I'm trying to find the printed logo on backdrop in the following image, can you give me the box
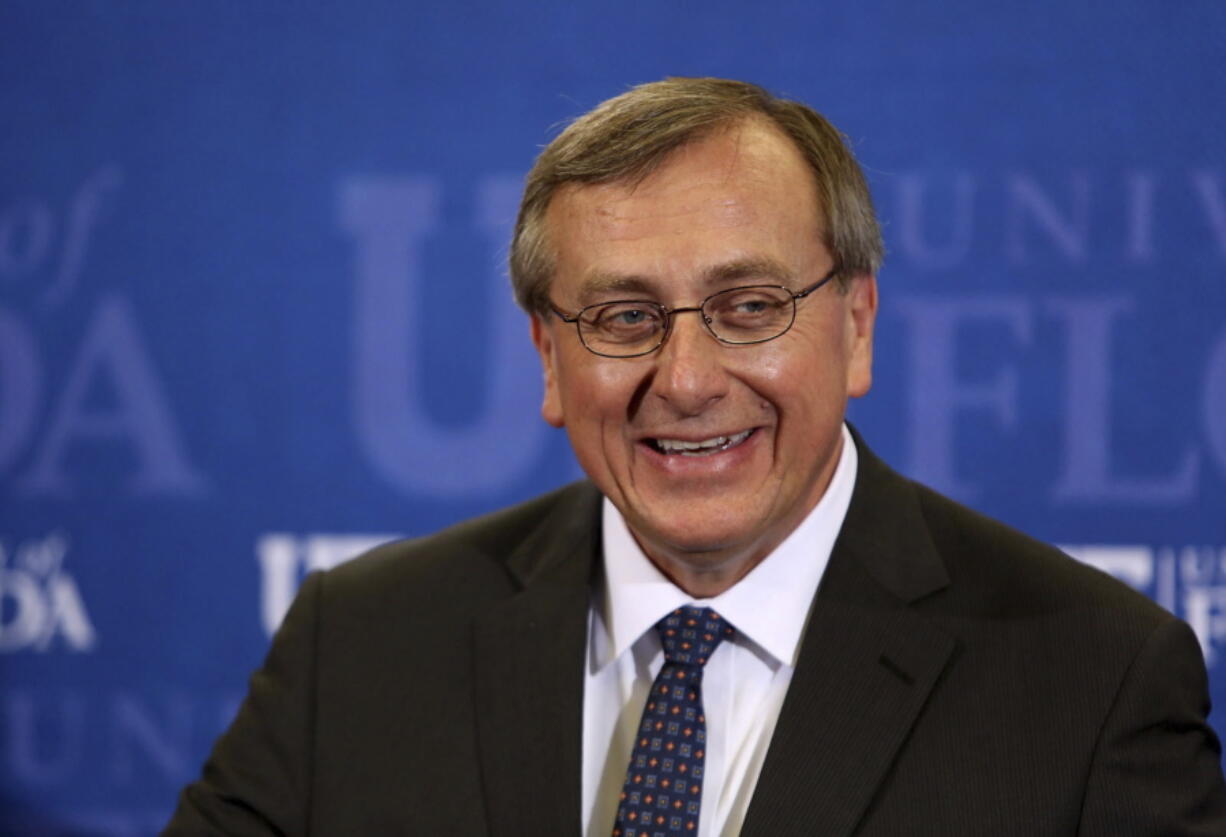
[891,171,1226,270]
[337,174,563,498]
[0,165,204,496]
[0,532,94,652]
[884,170,1226,502]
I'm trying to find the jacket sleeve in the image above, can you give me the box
[1079,617,1226,836]
[162,571,323,836]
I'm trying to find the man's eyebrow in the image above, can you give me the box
[576,258,797,302]
[577,272,656,300]
[703,258,796,285]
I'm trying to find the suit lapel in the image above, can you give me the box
[471,484,601,837]
[742,436,956,837]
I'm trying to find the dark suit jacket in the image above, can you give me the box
[166,437,1226,835]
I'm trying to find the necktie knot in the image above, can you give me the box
[655,606,734,667]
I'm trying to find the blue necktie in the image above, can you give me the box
[612,606,735,837]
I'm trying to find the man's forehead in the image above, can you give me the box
[546,120,813,237]
[540,119,829,308]
[554,182,764,243]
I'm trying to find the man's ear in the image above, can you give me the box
[530,314,565,428]
[844,275,878,399]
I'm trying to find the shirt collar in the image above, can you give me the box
[592,423,858,671]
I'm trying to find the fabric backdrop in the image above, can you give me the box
[2,2,1224,832]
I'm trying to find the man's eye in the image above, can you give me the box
[719,293,779,316]
[733,299,770,314]
[595,305,659,330]
[613,308,650,325]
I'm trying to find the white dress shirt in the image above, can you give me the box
[582,424,858,837]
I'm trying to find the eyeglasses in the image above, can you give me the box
[548,266,840,358]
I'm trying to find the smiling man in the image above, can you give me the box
[533,114,874,599]
[167,78,1226,836]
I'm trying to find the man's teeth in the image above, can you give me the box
[654,429,752,456]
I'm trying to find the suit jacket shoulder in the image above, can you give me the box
[165,481,602,836]
[910,476,1170,626]
[326,479,602,597]
[746,439,1225,836]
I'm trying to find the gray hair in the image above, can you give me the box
[509,77,883,314]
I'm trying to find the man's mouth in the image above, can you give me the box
[646,429,755,456]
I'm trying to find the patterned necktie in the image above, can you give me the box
[613,606,735,837]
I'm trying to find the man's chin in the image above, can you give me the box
[628,513,768,569]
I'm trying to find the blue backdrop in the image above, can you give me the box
[2,2,1225,832]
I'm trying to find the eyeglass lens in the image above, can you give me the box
[578,285,797,356]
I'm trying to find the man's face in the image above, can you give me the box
[531,119,877,594]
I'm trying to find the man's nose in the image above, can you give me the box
[649,310,729,416]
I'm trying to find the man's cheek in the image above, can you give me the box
[749,355,787,381]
